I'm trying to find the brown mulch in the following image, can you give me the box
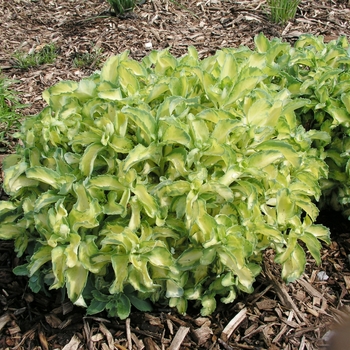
[1,0,350,349]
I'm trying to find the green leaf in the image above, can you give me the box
[132,184,159,218]
[122,106,156,142]
[305,224,330,244]
[280,244,306,283]
[0,223,25,241]
[110,255,130,294]
[87,298,107,315]
[246,150,283,169]
[145,246,173,268]
[176,248,203,270]
[123,143,162,172]
[28,245,53,276]
[100,51,130,84]
[254,33,270,53]
[166,279,184,298]
[220,53,238,81]
[79,143,105,177]
[223,73,264,108]
[69,183,102,231]
[200,294,216,317]
[50,246,66,289]
[299,232,322,265]
[276,188,296,227]
[127,293,153,312]
[65,263,88,305]
[256,141,300,168]
[118,65,139,95]
[161,124,192,147]
[87,175,125,191]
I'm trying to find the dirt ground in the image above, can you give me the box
[1,0,350,349]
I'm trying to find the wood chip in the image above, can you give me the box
[168,326,190,350]
[221,307,247,342]
[191,324,212,346]
[62,335,81,350]
[100,322,114,350]
[0,313,12,332]
[126,318,132,350]
[144,337,161,350]
[256,299,277,310]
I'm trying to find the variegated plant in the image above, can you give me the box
[2,34,346,319]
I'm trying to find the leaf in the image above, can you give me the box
[87,175,125,191]
[176,248,202,270]
[50,246,66,289]
[165,148,188,177]
[34,191,64,212]
[118,65,139,95]
[299,232,322,265]
[79,236,108,274]
[122,106,156,142]
[246,150,283,169]
[161,124,192,147]
[65,263,88,305]
[145,246,173,268]
[254,33,270,53]
[109,255,129,294]
[87,298,107,315]
[123,143,162,172]
[42,80,78,106]
[27,245,53,276]
[220,53,238,81]
[200,294,216,317]
[146,83,169,103]
[69,183,102,231]
[79,143,105,177]
[132,184,159,218]
[0,223,25,240]
[217,248,255,291]
[256,141,300,167]
[276,188,296,227]
[223,74,265,108]
[305,224,331,244]
[127,293,153,312]
[326,103,350,126]
[166,279,184,298]
[280,244,306,283]
[100,51,130,84]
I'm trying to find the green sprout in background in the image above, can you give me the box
[106,0,137,15]
[73,46,104,69]
[267,0,301,25]
[0,73,26,151]
[12,43,58,70]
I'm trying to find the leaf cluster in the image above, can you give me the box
[2,34,349,318]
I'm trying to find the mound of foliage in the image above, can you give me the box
[1,34,349,319]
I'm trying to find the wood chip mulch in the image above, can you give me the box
[1,0,350,349]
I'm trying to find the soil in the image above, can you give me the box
[1,0,350,349]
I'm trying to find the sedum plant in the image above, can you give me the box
[0,34,343,319]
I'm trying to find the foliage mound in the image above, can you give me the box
[1,34,350,318]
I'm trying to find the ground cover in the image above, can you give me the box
[1,0,350,349]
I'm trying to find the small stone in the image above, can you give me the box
[145,42,153,50]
